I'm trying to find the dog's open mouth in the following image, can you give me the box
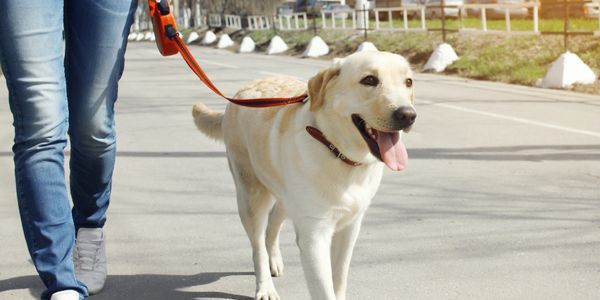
[352,114,408,171]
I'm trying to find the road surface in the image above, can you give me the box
[1,42,599,300]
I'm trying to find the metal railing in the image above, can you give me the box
[539,0,599,51]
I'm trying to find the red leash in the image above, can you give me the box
[148,0,308,108]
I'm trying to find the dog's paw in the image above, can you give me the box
[255,286,280,300]
[269,254,284,277]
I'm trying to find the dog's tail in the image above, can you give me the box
[192,103,224,141]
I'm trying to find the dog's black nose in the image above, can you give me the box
[394,106,417,129]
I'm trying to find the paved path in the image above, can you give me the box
[1,42,599,300]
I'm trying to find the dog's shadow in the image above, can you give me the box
[0,272,254,300]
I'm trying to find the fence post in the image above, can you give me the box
[403,9,409,31]
[533,1,539,33]
[563,0,569,51]
[597,2,600,34]
[505,8,511,32]
[421,7,426,30]
[442,0,447,42]
[481,8,487,32]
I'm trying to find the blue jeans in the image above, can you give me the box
[0,0,137,299]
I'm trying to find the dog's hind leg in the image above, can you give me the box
[266,201,286,277]
[331,215,364,300]
[229,159,280,300]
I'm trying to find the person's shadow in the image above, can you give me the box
[0,272,254,299]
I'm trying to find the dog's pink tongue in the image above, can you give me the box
[376,131,408,171]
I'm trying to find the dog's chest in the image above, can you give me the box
[318,164,382,211]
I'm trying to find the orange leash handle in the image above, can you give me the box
[147,0,308,108]
[148,0,179,56]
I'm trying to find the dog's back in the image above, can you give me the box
[192,76,306,142]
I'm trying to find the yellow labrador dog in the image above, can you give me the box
[192,50,416,300]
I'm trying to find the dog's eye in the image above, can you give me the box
[360,75,379,87]
[405,78,413,88]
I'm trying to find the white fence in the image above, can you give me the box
[208,14,222,28]
[276,13,309,31]
[131,1,600,36]
[247,15,272,30]
[321,10,357,29]
[374,6,427,31]
[224,14,242,29]
[461,2,539,33]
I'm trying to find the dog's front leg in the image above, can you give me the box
[295,219,337,300]
[331,215,364,300]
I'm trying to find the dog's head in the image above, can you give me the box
[308,51,416,171]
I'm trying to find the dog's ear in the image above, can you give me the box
[307,67,340,111]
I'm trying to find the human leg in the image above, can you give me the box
[64,0,137,230]
[0,1,87,299]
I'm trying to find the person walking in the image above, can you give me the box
[0,1,138,299]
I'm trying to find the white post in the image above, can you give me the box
[421,7,426,30]
[173,0,179,24]
[322,12,326,29]
[533,1,539,33]
[389,10,393,29]
[481,8,487,31]
[505,8,510,32]
[303,13,308,30]
[332,13,336,29]
[194,0,201,28]
[403,9,408,30]
[597,2,600,33]
[356,0,369,30]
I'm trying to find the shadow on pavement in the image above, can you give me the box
[0,272,254,300]
[3,144,600,160]
[0,151,227,158]
[409,144,600,161]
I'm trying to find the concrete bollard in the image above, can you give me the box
[266,36,289,55]
[423,43,459,73]
[303,36,330,58]
[540,51,597,89]
[239,36,256,53]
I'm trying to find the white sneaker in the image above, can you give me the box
[50,290,79,300]
[73,228,107,294]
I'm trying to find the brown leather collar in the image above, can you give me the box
[306,126,362,167]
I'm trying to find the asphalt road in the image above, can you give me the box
[1,42,599,300]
